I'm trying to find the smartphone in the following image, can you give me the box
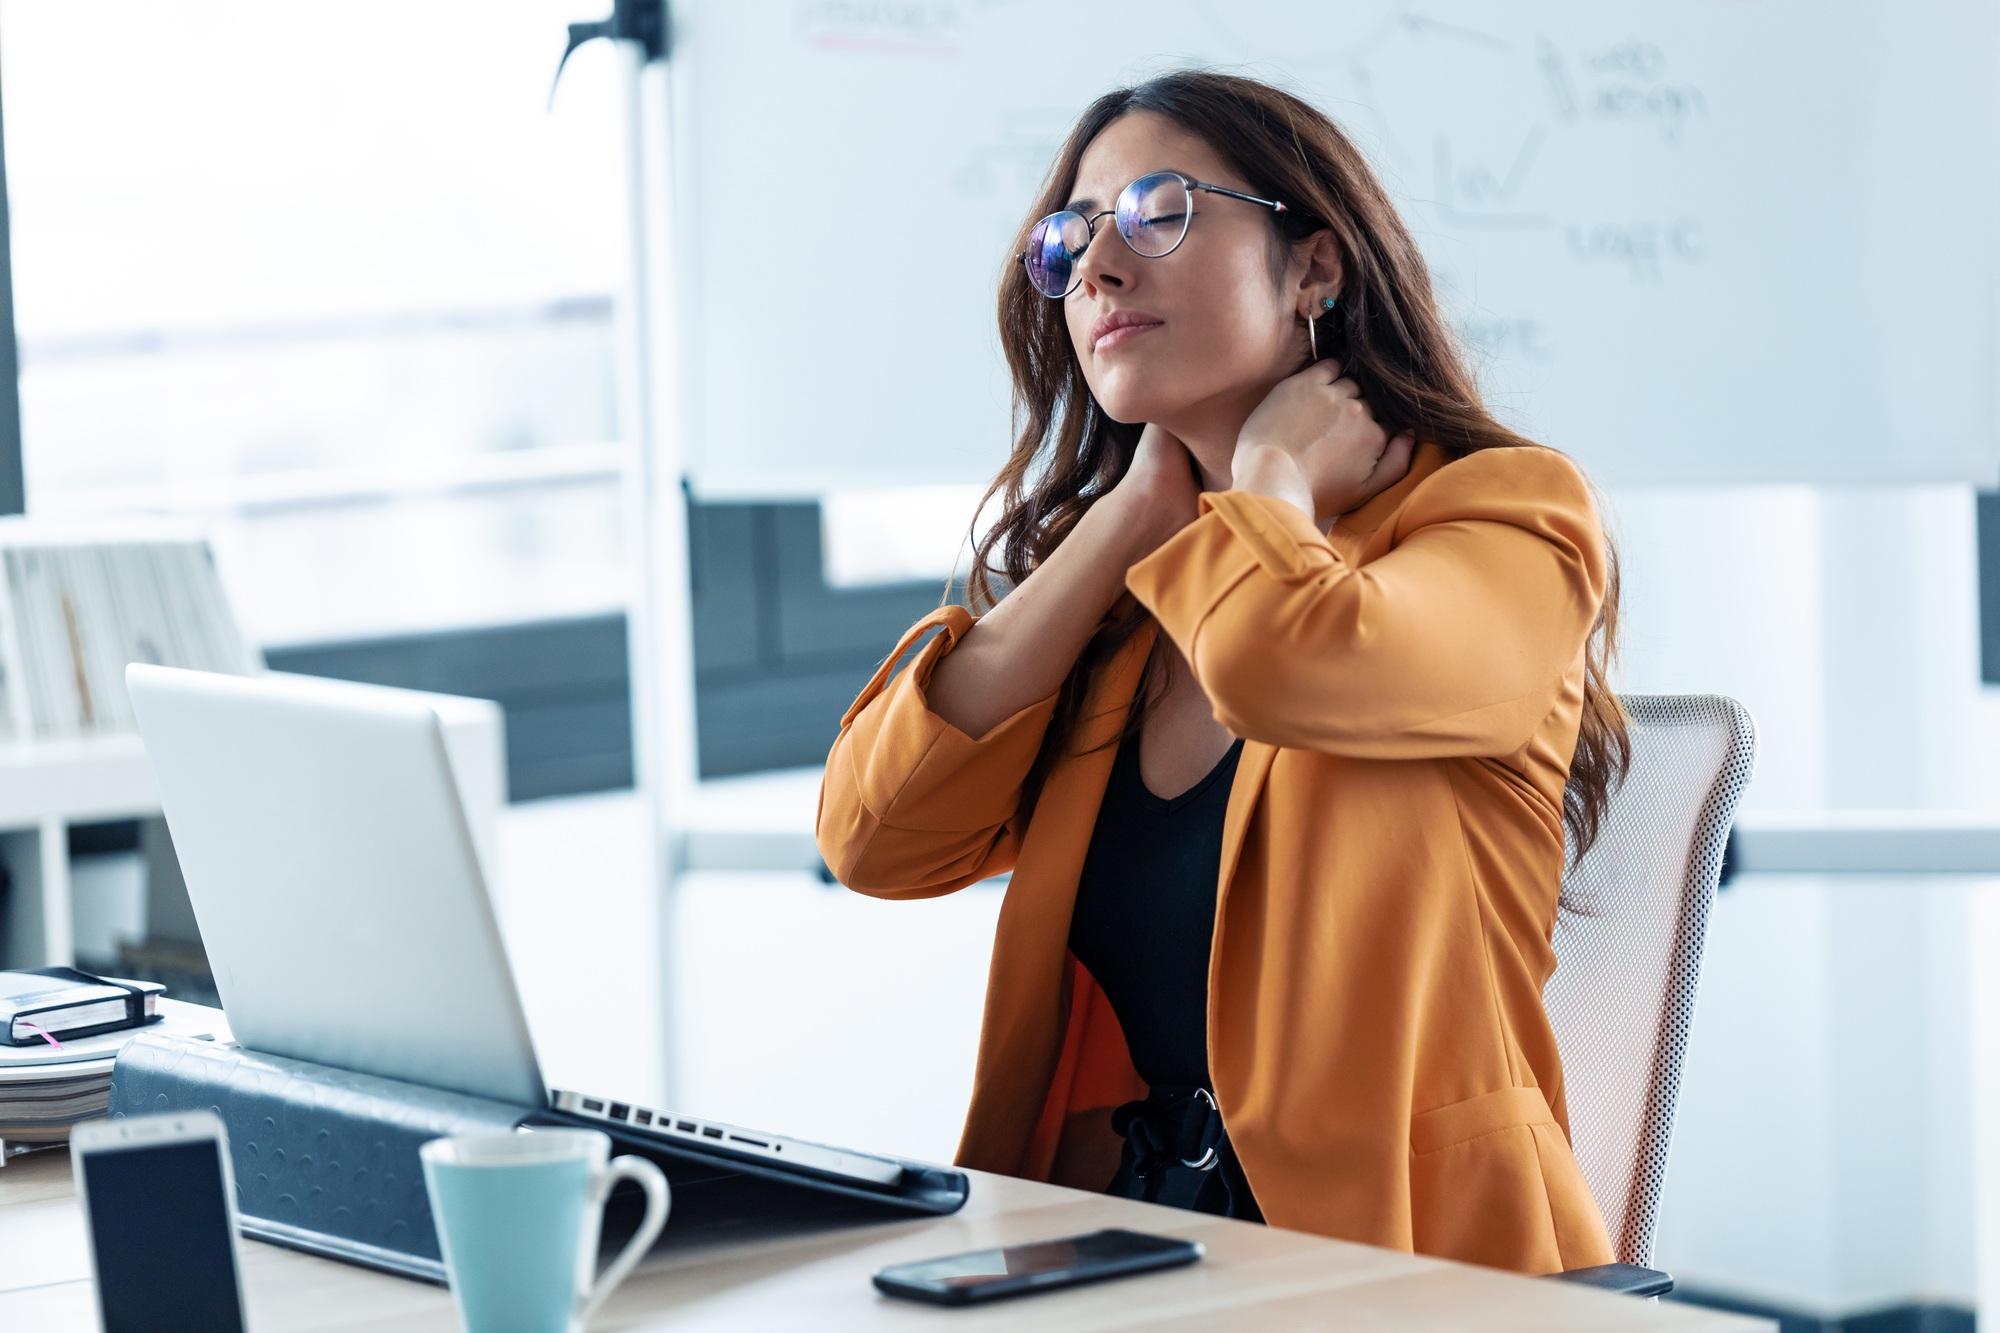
[872,1227,1203,1306]
[71,1110,249,1333]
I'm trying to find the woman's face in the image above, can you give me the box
[1058,111,1311,427]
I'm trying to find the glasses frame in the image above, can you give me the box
[1022,169,1289,298]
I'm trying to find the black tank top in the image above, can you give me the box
[1066,725,1246,1089]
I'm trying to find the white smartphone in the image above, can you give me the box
[71,1110,249,1333]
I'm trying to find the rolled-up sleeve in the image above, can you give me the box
[816,604,1062,897]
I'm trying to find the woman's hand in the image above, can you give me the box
[1106,421,1202,559]
[1234,358,1417,525]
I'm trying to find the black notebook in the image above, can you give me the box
[0,967,165,1046]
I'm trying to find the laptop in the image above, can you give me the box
[124,662,904,1190]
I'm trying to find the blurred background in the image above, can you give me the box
[0,3,1996,1329]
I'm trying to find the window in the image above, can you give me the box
[0,1,631,645]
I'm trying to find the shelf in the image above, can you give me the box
[1733,809,2000,875]
[0,733,159,830]
[670,774,2000,880]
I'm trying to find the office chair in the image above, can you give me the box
[1541,694,1758,1298]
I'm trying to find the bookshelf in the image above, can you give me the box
[0,521,505,970]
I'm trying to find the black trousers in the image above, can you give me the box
[1103,1085,1263,1223]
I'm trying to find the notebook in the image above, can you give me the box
[0,967,164,1046]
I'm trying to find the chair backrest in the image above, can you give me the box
[1543,693,1757,1267]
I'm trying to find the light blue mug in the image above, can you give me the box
[420,1127,670,1333]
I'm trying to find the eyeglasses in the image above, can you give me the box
[1021,169,1288,299]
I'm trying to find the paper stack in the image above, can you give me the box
[0,997,231,1150]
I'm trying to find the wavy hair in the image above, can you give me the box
[946,68,1630,876]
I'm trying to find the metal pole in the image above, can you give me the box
[0,63,28,517]
[613,5,697,1108]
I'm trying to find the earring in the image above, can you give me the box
[1306,294,1338,360]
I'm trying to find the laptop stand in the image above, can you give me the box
[108,1030,969,1283]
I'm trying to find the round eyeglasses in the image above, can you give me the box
[1022,170,1288,299]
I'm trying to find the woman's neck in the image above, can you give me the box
[1164,398,1253,494]
[1168,403,1337,537]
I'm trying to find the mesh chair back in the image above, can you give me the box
[1543,694,1756,1266]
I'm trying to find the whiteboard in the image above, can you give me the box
[663,0,1998,495]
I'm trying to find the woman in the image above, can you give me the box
[815,69,1629,1276]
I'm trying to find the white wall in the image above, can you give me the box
[1609,484,1996,1315]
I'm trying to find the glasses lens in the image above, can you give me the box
[1118,172,1190,258]
[1025,211,1090,297]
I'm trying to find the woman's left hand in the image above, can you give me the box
[1234,358,1416,524]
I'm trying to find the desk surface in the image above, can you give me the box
[0,1146,1768,1331]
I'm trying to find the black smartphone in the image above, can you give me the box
[872,1227,1203,1306]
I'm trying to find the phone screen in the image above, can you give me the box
[80,1138,246,1333]
[877,1228,1200,1301]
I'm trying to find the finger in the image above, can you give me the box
[1369,431,1417,481]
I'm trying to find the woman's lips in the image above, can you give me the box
[1095,321,1163,352]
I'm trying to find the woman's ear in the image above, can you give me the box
[1293,228,1344,313]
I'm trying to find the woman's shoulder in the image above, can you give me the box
[1398,444,1600,533]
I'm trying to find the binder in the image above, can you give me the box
[109,1032,970,1283]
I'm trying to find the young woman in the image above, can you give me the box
[816,69,1629,1276]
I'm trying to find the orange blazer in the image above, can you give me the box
[815,440,1616,1275]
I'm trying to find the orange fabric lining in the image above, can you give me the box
[1024,954,1149,1181]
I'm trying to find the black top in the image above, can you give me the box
[1066,725,1246,1089]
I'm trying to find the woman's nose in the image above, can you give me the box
[1072,220,1128,294]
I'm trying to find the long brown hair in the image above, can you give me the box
[949,68,1630,875]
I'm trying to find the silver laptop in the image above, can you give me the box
[125,662,901,1188]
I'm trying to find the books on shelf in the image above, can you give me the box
[0,534,260,743]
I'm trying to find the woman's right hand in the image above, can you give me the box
[1106,422,1203,560]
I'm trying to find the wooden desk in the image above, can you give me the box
[0,1146,1769,1331]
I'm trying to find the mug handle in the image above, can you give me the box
[572,1154,671,1330]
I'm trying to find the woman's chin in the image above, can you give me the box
[1089,395,1146,427]
[1089,382,1181,428]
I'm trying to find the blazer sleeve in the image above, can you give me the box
[816,604,1062,899]
[1123,446,1608,760]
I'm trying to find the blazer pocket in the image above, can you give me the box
[1409,1085,1556,1156]
[1407,1086,1568,1273]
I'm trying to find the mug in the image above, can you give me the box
[420,1127,670,1333]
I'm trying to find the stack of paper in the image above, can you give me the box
[0,998,230,1145]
